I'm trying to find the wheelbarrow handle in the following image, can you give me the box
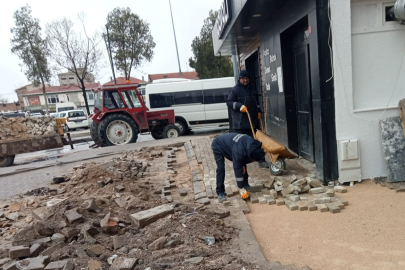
[246,109,257,140]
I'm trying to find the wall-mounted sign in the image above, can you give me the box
[277,67,284,93]
[216,0,232,40]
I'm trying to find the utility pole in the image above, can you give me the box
[169,0,182,78]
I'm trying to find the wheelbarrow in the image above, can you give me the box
[246,110,298,175]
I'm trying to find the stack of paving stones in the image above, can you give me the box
[159,148,183,203]
[191,138,349,214]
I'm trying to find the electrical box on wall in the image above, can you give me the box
[338,139,361,183]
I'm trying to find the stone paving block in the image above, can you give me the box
[307,202,317,211]
[130,204,174,228]
[258,197,267,205]
[30,243,44,257]
[335,196,349,206]
[209,208,230,218]
[317,204,328,212]
[231,185,239,195]
[44,260,74,270]
[9,246,30,259]
[64,209,83,223]
[119,258,138,270]
[194,192,207,200]
[334,186,348,193]
[270,189,278,199]
[41,242,66,256]
[179,189,187,196]
[250,194,259,204]
[309,187,326,194]
[333,201,345,209]
[261,189,271,195]
[281,184,294,197]
[306,177,322,188]
[289,195,300,202]
[292,178,307,186]
[196,198,210,205]
[24,256,51,270]
[301,184,311,193]
[225,188,233,196]
[325,189,335,197]
[113,236,126,250]
[274,182,283,192]
[2,261,18,270]
[325,203,340,213]
[276,199,285,206]
[250,184,264,193]
[314,197,331,204]
[296,201,308,211]
[285,200,298,211]
[266,198,276,205]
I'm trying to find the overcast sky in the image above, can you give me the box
[0,0,221,101]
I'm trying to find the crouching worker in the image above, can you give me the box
[211,133,265,202]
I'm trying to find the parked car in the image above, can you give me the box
[50,113,59,118]
[56,102,77,113]
[61,110,89,131]
[31,113,43,118]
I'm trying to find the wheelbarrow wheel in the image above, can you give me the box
[269,158,286,175]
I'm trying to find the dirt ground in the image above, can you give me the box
[246,180,405,270]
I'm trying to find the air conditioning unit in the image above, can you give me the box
[394,0,405,21]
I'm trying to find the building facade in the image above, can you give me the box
[213,0,405,183]
[58,69,95,86]
[148,71,198,82]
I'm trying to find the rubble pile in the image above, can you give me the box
[0,116,58,141]
[0,147,252,270]
[249,174,349,213]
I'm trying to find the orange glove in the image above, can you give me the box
[239,188,249,200]
[243,166,246,175]
[258,112,261,119]
[240,105,248,113]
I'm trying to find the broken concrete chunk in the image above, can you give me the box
[5,212,19,221]
[76,248,89,258]
[119,258,138,270]
[209,208,230,219]
[115,185,125,192]
[148,236,168,251]
[130,204,174,228]
[88,260,102,270]
[60,228,79,239]
[34,221,54,236]
[195,198,210,205]
[64,209,83,223]
[29,244,44,257]
[51,233,66,243]
[41,242,66,256]
[9,246,30,259]
[83,200,102,213]
[113,236,126,250]
[183,257,204,265]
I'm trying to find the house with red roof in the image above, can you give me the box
[148,71,198,82]
[102,77,147,86]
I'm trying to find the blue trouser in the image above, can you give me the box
[212,144,249,195]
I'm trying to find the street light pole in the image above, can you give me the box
[169,0,182,78]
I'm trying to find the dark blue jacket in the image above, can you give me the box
[226,82,261,129]
[212,133,265,181]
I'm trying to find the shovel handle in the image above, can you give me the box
[246,109,256,139]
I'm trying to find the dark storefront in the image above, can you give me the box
[213,0,338,182]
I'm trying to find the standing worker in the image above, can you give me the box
[227,70,269,168]
[211,133,265,202]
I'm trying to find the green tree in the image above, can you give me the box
[106,7,155,80]
[10,5,51,114]
[189,10,233,79]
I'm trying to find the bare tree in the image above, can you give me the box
[10,5,51,114]
[46,13,104,115]
[0,95,8,104]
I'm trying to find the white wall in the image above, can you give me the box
[331,0,405,181]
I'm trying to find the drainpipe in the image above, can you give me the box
[229,54,239,132]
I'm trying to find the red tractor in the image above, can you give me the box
[90,83,180,146]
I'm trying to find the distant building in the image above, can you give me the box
[15,83,50,110]
[21,83,99,113]
[0,102,22,113]
[148,71,198,82]
[102,77,147,86]
[58,69,95,86]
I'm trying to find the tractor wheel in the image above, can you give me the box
[90,121,101,143]
[0,155,15,167]
[98,114,138,146]
[163,124,180,139]
[151,129,164,140]
[175,120,187,136]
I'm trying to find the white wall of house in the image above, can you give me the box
[331,0,405,181]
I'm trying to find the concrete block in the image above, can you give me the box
[179,189,187,196]
[130,204,174,228]
[24,256,51,270]
[296,201,308,211]
[51,233,66,243]
[274,182,283,192]
[289,195,300,202]
[333,201,345,209]
[307,202,317,211]
[281,184,294,197]
[285,200,298,211]
[301,185,311,193]
[259,197,267,205]
[325,203,340,213]
[334,186,348,193]
[195,198,210,205]
[29,244,44,257]
[250,184,264,193]
[250,194,259,204]
[261,189,271,195]
[41,242,66,256]
[276,199,285,206]
[317,204,328,212]
[9,246,30,259]
[292,178,307,186]
[309,187,326,194]
[194,192,207,200]
[209,209,230,218]
[113,236,126,250]
[314,197,331,204]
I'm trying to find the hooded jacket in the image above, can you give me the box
[226,81,261,130]
[212,133,265,181]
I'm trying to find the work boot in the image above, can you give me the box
[239,188,249,200]
[258,161,269,168]
[217,193,227,203]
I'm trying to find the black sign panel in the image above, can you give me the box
[216,0,232,40]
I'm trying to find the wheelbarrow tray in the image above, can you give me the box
[256,130,298,162]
